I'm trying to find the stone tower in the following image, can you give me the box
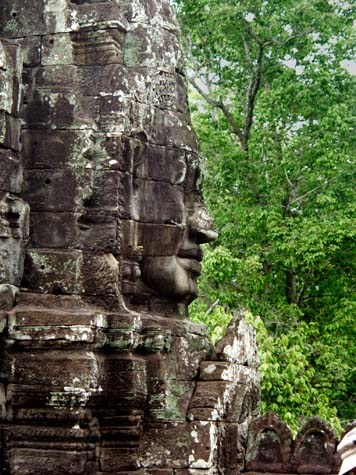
[0,2,260,473]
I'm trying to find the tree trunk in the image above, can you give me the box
[286,268,298,304]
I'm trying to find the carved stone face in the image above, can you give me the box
[1,0,217,311]
[118,121,217,306]
[140,189,217,304]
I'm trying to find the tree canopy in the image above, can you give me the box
[174,0,356,433]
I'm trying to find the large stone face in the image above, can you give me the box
[1,0,217,311]
[0,2,260,474]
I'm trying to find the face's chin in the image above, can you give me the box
[140,255,201,303]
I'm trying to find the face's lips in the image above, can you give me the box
[177,247,204,262]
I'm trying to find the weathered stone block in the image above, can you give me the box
[0,67,13,113]
[140,223,184,257]
[0,283,17,310]
[8,351,100,386]
[121,0,178,30]
[98,413,143,441]
[123,138,187,184]
[20,36,41,67]
[22,169,93,212]
[139,421,192,469]
[0,40,23,116]
[1,3,41,37]
[41,33,74,66]
[142,319,211,381]
[129,102,198,150]
[7,308,102,342]
[214,312,259,368]
[120,175,185,224]
[184,152,203,192]
[146,379,195,421]
[137,329,170,354]
[14,292,87,311]
[74,2,129,31]
[0,0,80,37]
[0,112,21,150]
[97,472,158,475]
[13,406,91,430]
[80,252,121,307]
[119,219,143,258]
[22,89,92,129]
[123,25,181,71]
[79,64,129,97]
[97,355,147,398]
[175,471,218,475]
[95,94,131,130]
[0,194,29,285]
[220,422,246,474]
[189,421,218,469]
[199,361,258,385]
[8,448,91,475]
[0,313,6,336]
[150,70,179,111]
[22,129,94,169]
[99,447,140,472]
[86,170,121,208]
[120,220,183,258]
[6,425,94,443]
[8,386,99,416]
[78,210,120,253]
[167,324,212,380]
[0,382,6,418]
[0,40,6,69]
[90,133,126,171]
[23,250,122,305]
[72,29,125,66]
[21,353,145,413]
[176,72,190,116]
[188,381,259,423]
[24,65,79,94]
[29,212,80,249]
[24,249,83,295]
[153,109,197,151]
[0,149,22,193]
[0,194,29,240]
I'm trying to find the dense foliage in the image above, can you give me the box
[174,0,356,433]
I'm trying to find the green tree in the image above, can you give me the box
[174,0,356,431]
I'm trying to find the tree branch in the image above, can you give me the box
[297,269,314,306]
[220,102,246,146]
[204,298,220,318]
[264,29,314,47]
[189,77,246,146]
[241,33,254,74]
[290,171,351,205]
[243,43,264,147]
[243,20,264,46]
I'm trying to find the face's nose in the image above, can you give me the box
[187,196,218,244]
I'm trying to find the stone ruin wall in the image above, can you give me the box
[0,1,345,474]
